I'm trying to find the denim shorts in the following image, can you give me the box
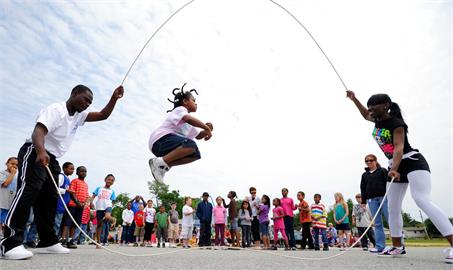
[230,217,238,231]
[152,134,201,159]
[96,207,113,222]
[259,222,269,236]
[0,208,9,224]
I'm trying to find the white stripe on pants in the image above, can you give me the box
[387,170,453,237]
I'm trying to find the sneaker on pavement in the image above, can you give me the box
[378,246,406,258]
[2,245,33,260]
[66,240,77,249]
[444,248,453,264]
[24,241,37,249]
[369,247,382,253]
[35,243,70,254]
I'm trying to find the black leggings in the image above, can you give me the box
[144,222,154,241]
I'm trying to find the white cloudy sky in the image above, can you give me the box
[0,0,451,219]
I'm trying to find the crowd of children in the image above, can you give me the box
[1,160,378,253]
[0,156,371,252]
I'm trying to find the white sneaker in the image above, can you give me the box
[2,245,33,260]
[444,248,453,264]
[148,158,168,183]
[34,243,70,254]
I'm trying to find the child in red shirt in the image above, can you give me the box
[133,204,145,246]
[61,166,90,249]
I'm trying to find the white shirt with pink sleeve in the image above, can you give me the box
[148,106,200,150]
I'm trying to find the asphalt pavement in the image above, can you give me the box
[1,245,451,270]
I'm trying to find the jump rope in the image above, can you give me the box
[43,0,398,260]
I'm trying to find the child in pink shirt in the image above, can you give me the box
[271,198,289,250]
[213,196,227,247]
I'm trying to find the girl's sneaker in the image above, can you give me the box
[271,246,278,250]
[378,246,406,258]
[369,247,381,253]
[148,158,169,183]
[444,248,453,264]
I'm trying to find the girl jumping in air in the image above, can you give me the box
[148,83,213,183]
[346,90,453,263]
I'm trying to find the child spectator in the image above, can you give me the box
[271,198,289,250]
[116,225,122,244]
[144,200,156,247]
[334,192,351,251]
[196,192,213,247]
[168,202,179,248]
[128,195,146,244]
[239,201,253,248]
[222,191,240,247]
[297,191,314,250]
[155,205,169,248]
[248,187,261,248]
[89,210,97,241]
[327,223,337,247]
[281,188,297,250]
[121,202,134,246]
[54,162,74,238]
[133,204,145,247]
[311,194,329,251]
[213,196,227,248]
[0,157,18,237]
[258,195,271,249]
[181,197,194,248]
[92,174,116,248]
[62,166,90,249]
[352,193,375,251]
[73,205,90,245]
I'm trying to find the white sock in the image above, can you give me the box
[156,157,169,168]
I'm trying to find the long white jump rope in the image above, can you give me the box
[43,0,397,260]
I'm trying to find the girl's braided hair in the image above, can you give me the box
[167,83,198,112]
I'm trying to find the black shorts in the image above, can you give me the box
[391,153,430,183]
[96,207,113,223]
[335,223,350,231]
[63,206,83,227]
[152,134,201,159]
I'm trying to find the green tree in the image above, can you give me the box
[147,181,184,217]
[293,212,301,230]
[425,217,453,236]
[346,198,354,226]
[402,211,422,227]
[327,210,334,225]
[111,193,131,226]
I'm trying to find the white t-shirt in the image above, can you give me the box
[182,205,194,227]
[93,186,116,210]
[144,207,156,223]
[148,106,200,150]
[249,196,260,217]
[122,209,134,225]
[29,102,88,158]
